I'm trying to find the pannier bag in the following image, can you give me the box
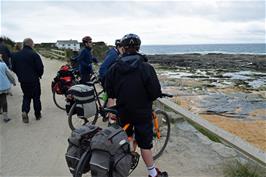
[67,84,97,118]
[51,65,75,95]
[65,123,101,174]
[65,96,76,114]
[90,124,132,177]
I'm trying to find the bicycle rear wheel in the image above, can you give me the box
[68,103,99,130]
[152,110,171,160]
[52,90,66,110]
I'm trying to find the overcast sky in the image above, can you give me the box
[1,0,265,45]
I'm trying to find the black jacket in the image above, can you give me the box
[0,43,11,68]
[105,53,162,121]
[12,46,44,83]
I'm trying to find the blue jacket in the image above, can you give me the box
[74,47,98,75]
[0,61,15,93]
[99,47,119,79]
[11,46,44,83]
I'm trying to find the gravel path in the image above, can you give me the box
[0,57,240,177]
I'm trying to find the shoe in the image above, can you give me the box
[35,112,42,120]
[3,112,11,123]
[22,112,29,123]
[3,118,11,123]
[148,168,168,177]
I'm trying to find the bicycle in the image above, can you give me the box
[67,75,108,130]
[73,93,172,177]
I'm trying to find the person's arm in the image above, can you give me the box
[34,53,44,78]
[5,65,16,85]
[143,64,162,101]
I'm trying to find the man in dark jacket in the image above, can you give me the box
[12,38,44,123]
[0,37,12,69]
[98,39,123,86]
[105,34,168,177]
[73,36,98,84]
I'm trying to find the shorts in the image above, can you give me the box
[119,117,153,149]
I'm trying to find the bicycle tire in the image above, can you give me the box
[74,149,92,177]
[52,90,66,110]
[152,110,171,160]
[68,102,99,130]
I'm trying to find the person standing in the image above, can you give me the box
[12,38,44,123]
[0,37,12,69]
[74,36,98,84]
[0,53,16,122]
[105,33,168,177]
[99,39,123,86]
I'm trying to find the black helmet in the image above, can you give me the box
[121,33,141,49]
[82,36,92,43]
[115,39,121,47]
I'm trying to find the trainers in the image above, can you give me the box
[149,168,168,177]
[35,112,42,120]
[22,112,29,123]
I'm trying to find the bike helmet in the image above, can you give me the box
[121,33,141,49]
[115,39,121,47]
[82,36,92,43]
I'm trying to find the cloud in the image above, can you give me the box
[1,0,265,44]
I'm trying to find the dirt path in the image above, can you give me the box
[1,57,242,177]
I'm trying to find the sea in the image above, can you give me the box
[140,43,266,55]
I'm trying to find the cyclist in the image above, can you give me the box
[105,33,168,177]
[74,36,98,84]
[99,39,123,87]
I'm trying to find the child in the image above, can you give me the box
[0,53,16,122]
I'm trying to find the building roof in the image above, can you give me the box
[56,40,79,44]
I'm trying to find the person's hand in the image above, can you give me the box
[108,113,117,121]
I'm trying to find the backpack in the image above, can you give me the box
[89,124,132,177]
[65,123,101,174]
[66,84,97,118]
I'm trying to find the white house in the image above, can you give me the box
[55,40,80,51]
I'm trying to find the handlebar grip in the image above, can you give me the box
[161,93,173,98]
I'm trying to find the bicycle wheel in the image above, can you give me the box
[68,102,99,130]
[52,90,66,110]
[152,110,171,160]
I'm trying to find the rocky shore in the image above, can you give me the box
[150,53,266,151]
[148,53,266,71]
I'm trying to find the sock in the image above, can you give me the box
[147,164,157,177]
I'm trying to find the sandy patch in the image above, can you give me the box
[176,96,266,151]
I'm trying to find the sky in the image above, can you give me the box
[1,0,265,45]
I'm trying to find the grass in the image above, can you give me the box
[224,160,265,177]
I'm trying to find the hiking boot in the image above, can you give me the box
[35,112,42,120]
[3,112,11,123]
[22,112,29,123]
[148,168,168,177]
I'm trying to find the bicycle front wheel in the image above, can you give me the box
[52,90,66,110]
[68,102,99,130]
[152,110,171,160]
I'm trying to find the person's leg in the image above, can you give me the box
[32,82,42,119]
[0,93,11,122]
[135,119,168,177]
[20,83,31,123]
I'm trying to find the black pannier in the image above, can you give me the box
[65,124,101,174]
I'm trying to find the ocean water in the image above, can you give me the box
[140,43,266,55]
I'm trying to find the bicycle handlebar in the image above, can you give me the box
[160,93,173,98]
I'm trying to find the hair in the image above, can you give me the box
[23,38,34,47]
